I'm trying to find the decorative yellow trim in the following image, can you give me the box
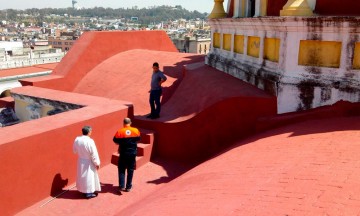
[208,0,227,19]
[298,40,342,68]
[241,0,246,17]
[213,32,221,49]
[353,43,360,69]
[264,38,280,62]
[234,35,244,54]
[260,0,268,16]
[247,36,261,58]
[280,0,314,16]
[223,34,232,51]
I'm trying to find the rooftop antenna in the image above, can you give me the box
[72,0,78,9]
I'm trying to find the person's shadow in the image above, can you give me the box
[57,183,120,199]
[50,173,83,199]
[147,176,172,184]
[51,173,120,199]
[50,173,68,197]
[98,183,119,195]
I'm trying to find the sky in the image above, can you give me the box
[0,0,229,13]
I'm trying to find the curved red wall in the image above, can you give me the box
[71,50,204,116]
[21,31,178,92]
[133,64,277,163]
[135,97,276,163]
[266,0,360,16]
[267,0,288,16]
[315,0,360,16]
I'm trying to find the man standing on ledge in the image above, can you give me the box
[147,62,167,119]
[113,118,141,193]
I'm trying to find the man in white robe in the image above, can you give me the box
[73,126,101,199]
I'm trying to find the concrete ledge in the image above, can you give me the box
[19,75,64,87]
[0,96,14,108]
[256,100,360,132]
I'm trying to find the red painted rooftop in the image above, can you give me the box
[3,31,360,215]
[0,63,57,78]
[72,49,205,116]
[18,115,360,215]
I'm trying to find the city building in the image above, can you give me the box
[48,36,76,52]
[172,36,211,54]
[0,40,64,70]
[48,30,81,52]
[0,41,23,56]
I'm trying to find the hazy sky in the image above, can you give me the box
[0,0,229,13]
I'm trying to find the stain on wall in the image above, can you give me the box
[297,81,315,111]
[247,36,261,58]
[320,87,332,102]
[208,17,360,113]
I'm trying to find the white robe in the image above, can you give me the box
[73,135,101,193]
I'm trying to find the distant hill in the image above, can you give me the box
[0,5,208,25]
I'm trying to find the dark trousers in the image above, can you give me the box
[149,89,162,116]
[118,154,136,189]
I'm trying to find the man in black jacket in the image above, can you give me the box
[113,118,141,192]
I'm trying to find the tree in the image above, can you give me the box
[0,6,208,25]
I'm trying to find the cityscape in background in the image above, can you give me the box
[0,5,211,70]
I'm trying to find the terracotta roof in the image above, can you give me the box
[18,115,360,216]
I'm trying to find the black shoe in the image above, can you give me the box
[150,115,160,119]
[85,193,97,199]
[119,187,125,193]
[146,114,153,118]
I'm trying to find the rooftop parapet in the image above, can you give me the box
[206,16,360,113]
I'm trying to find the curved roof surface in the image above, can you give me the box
[18,115,360,215]
[119,115,360,215]
[73,49,204,115]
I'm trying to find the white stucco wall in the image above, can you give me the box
[0,41,23,52]
[307,0,316,11]
[0,71,52,98]
[206,17,360,113]
[0,80,21,96]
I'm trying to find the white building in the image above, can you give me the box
[206,0,360,113]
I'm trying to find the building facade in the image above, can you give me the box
[48,36,76,52]
[172,37,211,54]
[206,0,360,113]
[0,41,64,70]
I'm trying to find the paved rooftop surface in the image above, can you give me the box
[0,63,57,78]
[17,159,192,216]
[120,116,360,215]
[18,115,360,215]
